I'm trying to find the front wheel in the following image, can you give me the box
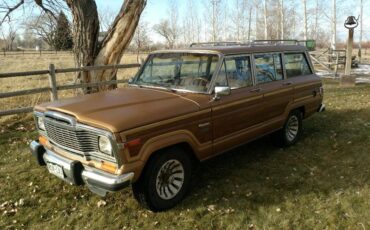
[272,110,303,147]
[132,147,192,211]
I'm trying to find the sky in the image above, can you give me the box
[94,0,370,43]
[0,0,369,44]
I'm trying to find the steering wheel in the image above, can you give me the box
[191,77,209,86]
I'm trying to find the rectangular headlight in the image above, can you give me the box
[37,117,46,131]
[98,136,112,155]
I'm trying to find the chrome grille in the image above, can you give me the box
[44,119,99,155]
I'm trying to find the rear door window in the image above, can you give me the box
[284,53,312,78]
[254,53,283,84]
[215,55,253,89]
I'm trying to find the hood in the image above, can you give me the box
[36,87,201,133]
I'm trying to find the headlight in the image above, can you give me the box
[37,117,46,131]
[98,136,112,155]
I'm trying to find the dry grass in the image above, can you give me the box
[0,80,369,229]
[0,53,145,123]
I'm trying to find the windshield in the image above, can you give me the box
[134,53,219,93]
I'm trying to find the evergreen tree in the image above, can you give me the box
[54,11,73,50]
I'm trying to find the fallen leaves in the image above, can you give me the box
[0,199,25,216]
[97,200,107,208]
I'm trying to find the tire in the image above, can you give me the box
[271,110,303,147]
[132,147,192,212]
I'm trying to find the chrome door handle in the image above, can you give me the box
[282,82,293,86]
[250,88,261,93]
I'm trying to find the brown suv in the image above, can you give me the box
[30,43,325,211]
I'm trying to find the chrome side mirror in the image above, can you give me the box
[212,86,230,101]
[215,86,231,96]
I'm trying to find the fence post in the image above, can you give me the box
[48,64,58,101]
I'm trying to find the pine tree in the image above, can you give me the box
[54,11,73,50]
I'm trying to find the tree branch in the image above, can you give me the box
[34,0,57,21]
[0,0,24,26]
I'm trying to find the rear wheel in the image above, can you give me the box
[272,110,303,147]
[132,147,192,211]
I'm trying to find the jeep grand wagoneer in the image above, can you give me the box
[30,43,325,211]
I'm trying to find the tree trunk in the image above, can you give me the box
[302,0,307,40]
[66,0,100,93]
[94,0,146,90]
[248,7,252,41]
[66,0,146,93]
[263,0,268,40]
[314,0,318,41]
[280,0,284,40]
[359,0,363,63]
[331,0,336,50]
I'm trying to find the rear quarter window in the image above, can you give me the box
[284,53,312,78]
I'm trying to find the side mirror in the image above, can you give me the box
[215,86,231,96]
[212,86,230,101]
[128,78,134,84]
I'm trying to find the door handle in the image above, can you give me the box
[282,82,293,86]
[250,88,261,93]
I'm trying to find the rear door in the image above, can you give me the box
[253,53,293,122]
[211,55,264,153]
[284,52,322,115]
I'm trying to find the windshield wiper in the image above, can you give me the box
[136,83,176,93]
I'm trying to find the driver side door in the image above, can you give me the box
[211,55,264,154]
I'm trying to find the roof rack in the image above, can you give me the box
[189,39,316,50]
[189,41,245,47]
[251,40,300,45]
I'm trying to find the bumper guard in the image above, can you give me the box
[30,140,133,196]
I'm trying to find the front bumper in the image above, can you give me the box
[30,140,134,196]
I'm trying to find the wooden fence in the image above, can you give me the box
[0,63,141,116]
[1,50,73,57]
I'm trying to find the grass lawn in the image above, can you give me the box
[0,80,369,229]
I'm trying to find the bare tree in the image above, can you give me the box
[98,6,118,32]
[1,0,147,93]
[302,0,308,40]
[280,0,284,39]
[5,23,17,50]
[183,0,203,44]
[248,6,252,41]
[204,0,222,42]
[153,20,176,48]
[359,0,363,62]
[25,13,56,48]
[230,0,249,41]
[154,0,180,48]
[263,0,268,39]
[132,20,151,61]
[331,0,336,50]
[313,0,319,40]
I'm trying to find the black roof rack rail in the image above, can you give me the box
[189,41,245,47]
[189,39,315,50]
[251,40,300,46]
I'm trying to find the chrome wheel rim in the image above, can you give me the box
[155,159,184,200]
[286,115,299,142]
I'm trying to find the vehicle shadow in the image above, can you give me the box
[182,108,370,211]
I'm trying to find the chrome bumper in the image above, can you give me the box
[30,140,134,196]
